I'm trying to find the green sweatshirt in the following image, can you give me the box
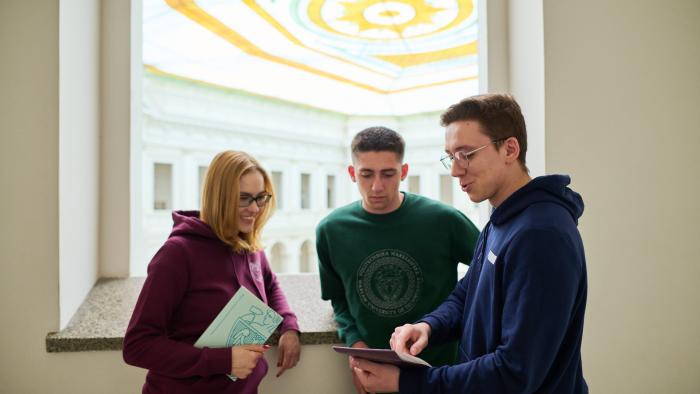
[317,192,479,366]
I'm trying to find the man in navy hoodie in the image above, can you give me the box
[350,94,588,393]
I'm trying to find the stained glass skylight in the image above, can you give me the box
[143,0,479,115]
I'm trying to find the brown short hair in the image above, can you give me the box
[441,94,528,168]
[200,151,275,252]
[351,126,405,161]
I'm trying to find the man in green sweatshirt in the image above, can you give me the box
[316,126,480,393]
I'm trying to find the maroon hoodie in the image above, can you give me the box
[123,211,300,394]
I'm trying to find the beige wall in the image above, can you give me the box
[100,0,133,278]
[59,0,100,329]
[508,0,545,177]
[544,0,700,392]
[0,1,143,391]
[0,0,60,384]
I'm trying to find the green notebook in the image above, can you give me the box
[194,287,283,380]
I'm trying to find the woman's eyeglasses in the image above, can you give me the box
[239,193,272,207]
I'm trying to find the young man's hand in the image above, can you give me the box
[276,330,301,377]
[350,356,400,393]
[349,341,369,394]
[390,322,431,356]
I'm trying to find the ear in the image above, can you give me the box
[400,163,408,180]
[503,137,521,165]
[348,165,357,182]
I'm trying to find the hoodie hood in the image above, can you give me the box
[169,210,219,240]
[490,174,584,226]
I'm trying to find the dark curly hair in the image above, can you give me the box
[351,126,405,161]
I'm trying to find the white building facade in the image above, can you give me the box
[138,70,489,276]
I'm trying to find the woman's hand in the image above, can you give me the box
[231,344,268,379]
[276,330,301,377]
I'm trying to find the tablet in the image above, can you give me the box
[332,346,431,368]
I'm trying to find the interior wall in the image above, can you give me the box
[479,0,509,94]
[58,0,100,329]
[0,0,59,386]
[0,1,145,391]
[100,0,132,277]
[543,1,700,392]
[508,0,545,177]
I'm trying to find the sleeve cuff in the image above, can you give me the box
[202,347,232,376]
[342,331,363,347]
[279,317,300,334]
[399,366,428,394]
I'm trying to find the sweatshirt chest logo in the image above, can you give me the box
[356,249,423,317]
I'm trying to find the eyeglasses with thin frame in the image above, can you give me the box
[239,193,272,208]
[440,138,507,170]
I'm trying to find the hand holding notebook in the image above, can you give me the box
[195,287,283,380]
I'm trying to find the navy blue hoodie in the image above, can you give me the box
[399,175,588,394]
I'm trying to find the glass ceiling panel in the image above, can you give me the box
[143,0,479,115]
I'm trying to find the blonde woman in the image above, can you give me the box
[124,151,301,393]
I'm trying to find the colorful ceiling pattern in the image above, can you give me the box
[143,0,479,115]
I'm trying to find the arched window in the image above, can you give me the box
[269,242,287,273]
[299,240,316,273]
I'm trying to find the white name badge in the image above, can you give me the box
[487,250,497,264]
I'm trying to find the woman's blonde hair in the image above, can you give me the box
[200,151,276,253]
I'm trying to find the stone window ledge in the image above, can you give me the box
[46,274,339,352]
